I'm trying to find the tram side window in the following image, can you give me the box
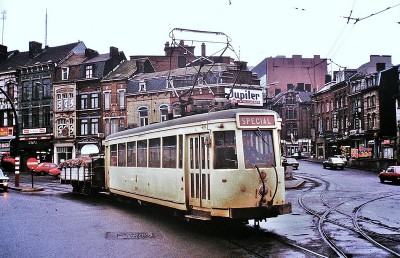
[178,135,183,169]
[127,141,136,167]
[163,136,177,168]
[149,138,161,168]
[137,140,147,167]
[110,144,117,166]
[214,131,238,169]
[118,143,126,167]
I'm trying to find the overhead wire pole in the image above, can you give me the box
[1,10,6,45]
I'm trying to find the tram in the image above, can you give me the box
[104,108,291,222]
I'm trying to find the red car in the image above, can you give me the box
[33,162,60,176]
[379,166,400,183]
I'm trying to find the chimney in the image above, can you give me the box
[29,41,42,59]
[0,44,7,63]
[201,43,206,57]
[110,46,119,58]
[85,48,99,59]
[164,41,171,56]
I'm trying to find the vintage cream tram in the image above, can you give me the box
[104,108,291,222]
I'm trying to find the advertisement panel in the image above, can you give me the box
[225,88,263,106]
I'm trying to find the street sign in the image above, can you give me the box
[26,157,38,170]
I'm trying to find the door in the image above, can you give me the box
[188,134,211,208]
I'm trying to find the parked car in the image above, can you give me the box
[48,167,61,178]
[33,162,59,176]
[291,152,308,159]
[379,166,400,183]
[0,168,9,191]
[0,152,15,171]
[282,157,299,170]
[334,155,348,166]
[323,157,345,170]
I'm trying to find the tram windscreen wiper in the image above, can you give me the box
[254,127,269,146]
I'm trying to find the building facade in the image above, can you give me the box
[311,55,398,170]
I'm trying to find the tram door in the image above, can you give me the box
[188,134,211,208]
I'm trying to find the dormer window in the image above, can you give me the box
[139,81,146,92]
[85,65,93,78]
[61,67,69,80]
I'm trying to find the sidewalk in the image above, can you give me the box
[6,173,45,192]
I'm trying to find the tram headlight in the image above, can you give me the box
[258,183,269,196]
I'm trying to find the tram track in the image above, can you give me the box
[296,173,400,257]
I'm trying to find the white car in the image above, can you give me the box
[334,155,348,165]
[0,168,9,191]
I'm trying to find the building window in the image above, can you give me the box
[43,106,51,127]
[286,108,297,119]
[63,94,68,110]
[119,118,124,130]
[81,119,88,135]
[69,118,74,136]
[32,82,40,100]
[85,65,93,78]
[104,119,110,136]
[118,90,125,109]
[111,118,119,134]
[80,95,88,109]
[22,81,30,101]
[91,118,99,135]
[138,107,149,126]
[57,94,62,110]
[32,107,39,127]
[57,119,67,137]
[69,93,74,110]
[104,92,110,110]
[91,93,99,109]
[22,109,29,128]
[62,67,69,80]
[43,83,51,98]
[160,105,169,122]
[139,82,146,92]
[57,147,72,163]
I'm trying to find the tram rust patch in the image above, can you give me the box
[105,232,162,240]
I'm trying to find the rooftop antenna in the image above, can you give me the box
[45,8,48,47]
[1,10,6,45]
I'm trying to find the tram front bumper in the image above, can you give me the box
[229,202,292,219]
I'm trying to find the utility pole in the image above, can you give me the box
[1,10,6,45]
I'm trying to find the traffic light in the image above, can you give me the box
[9,138,18,156]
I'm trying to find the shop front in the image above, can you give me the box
[19,135,53,172]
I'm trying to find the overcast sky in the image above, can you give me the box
[1,0,400,72]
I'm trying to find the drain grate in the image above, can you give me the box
[106,232,161,240]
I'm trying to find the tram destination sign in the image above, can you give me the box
[237,114,276,128]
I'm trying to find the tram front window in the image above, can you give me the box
[243,130,275,168]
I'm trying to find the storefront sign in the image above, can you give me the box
[23,128,46,134]
[0,127,13,136]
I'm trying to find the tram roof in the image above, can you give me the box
[106,108,276,140]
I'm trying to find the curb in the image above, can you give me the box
[8,186,45,192]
